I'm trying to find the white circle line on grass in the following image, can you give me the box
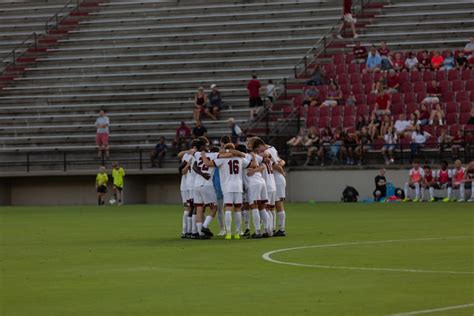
[390,302,474,316]
[262,236,474,275]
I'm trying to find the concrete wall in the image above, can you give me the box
[0,169,415,205]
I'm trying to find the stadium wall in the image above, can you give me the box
[0,169,414,205]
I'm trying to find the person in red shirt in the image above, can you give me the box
[392,52,405,72]
[377,41,390,58]
[352,41,367,63]
[386,69,399,93]
[337,0,358,39]
[423,80,442,104]
[247,74,262,119]
[431,51,444,70]
[174,121,191,151]
[373,89,391,116]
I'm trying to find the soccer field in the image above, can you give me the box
[1,203,473,316]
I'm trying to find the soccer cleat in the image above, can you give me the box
[273,230,286,237]
[233,234,241,240]
[412,198,419,202]
[261,233,270,238]
[242,229,250,237]
[430,198,435,202]
[402,198,410,202]
[181,233,186,239]
[217,230,226,237]
[201,227,214,237]
[199,234,211,240]
[457,199,465,203]
[251,233,262,239]
[442,197,450,202]
[225,234,232,240]
[468,198,474,202]
[191,233,200,239]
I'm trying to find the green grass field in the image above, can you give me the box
[1,203,473,316]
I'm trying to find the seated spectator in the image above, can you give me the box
[451,129,464,160]
[418,50,431,71]
[192,120,207,138]
[404,52,419,71]
[355,127,373,165]
[346,92,357,106]
[228,118,243,144]
[321,82,342,107]
[382,127,397,165]
[318,127,333,166]
[373,168,388,201]
[356,116,368,132]
[287,127,307,146]
[372,76,387,94]
[441,51,455,71]
[373,88,391,115]
[386,69,400,93]
[303,127,321,166]
[193,86,208,122]
[468,108,474,125]
[464,37,474,62]
[150,136,168,168]
[410,125,431,161]
[380,115,393,136]
[174,121,191,151]
[394,113,411,137]
[207,84,222,120]
[343,132,357,165]
[305,65,326,86]
[367,112,382,140]
[266,79,276,104]
[352,42,368,64]
[430,51,444,70]
[437,127,453,152]
[417,102,430,126]
[377,41,390,59]
[429,101,445,125]
[329,127,345,164]
[392,52,405,72]
[407,113,421,133]
[302,86,320,107]
[365,46,382,72]
[423,80,442,104]
[456,51,468,69]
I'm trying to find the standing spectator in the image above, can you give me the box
[247,74,262,119]
[302,86,320,107]
[95,109,110,159]
[352,42,367,64]
[429,100,445,125]
[367,112,382,140]
[386,69,400,93]
[456,51,468,69]
[404,52,419,71]
[306,65,326,86]
[441,51,455,71]
[373,168,387,201]
[321,82,342,107]
[392,52,405,72]
[373,88,391,115]
[228,118,243,144]
[418,50,431,71]
[423,80,442,104]
[410,125,431,161]
[394,113,411,137]
[207,84,222,120]
[150,137,168,168]
[430,51,444,70]
[174,121,191,151]
[192,120,207,138]
[365,46,382,72]
[336,0,358,39]
[193,86,208,122]
[355,127,372,165]
[265,79,277,104]
[382,127,397,165]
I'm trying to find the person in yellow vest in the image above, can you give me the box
[112,162,126,205]
[96,166,108,205]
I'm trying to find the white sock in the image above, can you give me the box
[251,209,261,234]
[234,212,242,235]
[459,184,465,200]
[186,216,192,234]
[243,210,250,230]
[217,200,224,231]
[197,222,203,236]
[429,187,434,200]
[203,215,213,228]
[192,215,197,234]
[471,186,474,199]
[415,183,420,200]
[420,187,425,201]
[225,211,232,234]
[404,182,409,198]
[267,210,273,234]
[182,210,189,234]
[272,210,277,228]
[447,187,452,199]
[278,210,286,231]
[259,209,268,233]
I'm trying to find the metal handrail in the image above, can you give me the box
[45,0,82,33]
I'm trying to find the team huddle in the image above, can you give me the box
[178,135,287,240]
[404,160,474,202]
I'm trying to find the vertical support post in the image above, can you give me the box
[294,66,297,79]
[55,14,59,29]
[26,153,30,172]
[139,149,143,170]
[63,152,67,172]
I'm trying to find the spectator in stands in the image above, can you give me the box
[318,127,333,166]
[429,101,445,125]
[372,76,387,94]
[303,127,321,166]
[207,84,222,120]
[382,127,397,165]
[343,132,357,165]
[464,37,474,61]
[438,127,453,152]
[247,74,262,119]
[430,51,444,70]
[321,82,342,107]
[303,86,320,107]
[330,127,345,164]
[380,115,393,136]
[174,121,191,151]
[468,108,474,125]
[441,51,455,71]
[373,168,387,201]
[451,129,464,160]
[150,137,168,168]
[336,0,358,39]
[394,113,411,137]
[346,92,357,106]
[423,80,442,104]
[456,51,468,69]
[407,113,421,131]
[392,52,405,72]
[417,102,431,126]
[228,118,243,144]
[377,41,390,59]
[373,88,391,116]
[355,126,372,165]
[193,86,208,122]
[265,79,277,104]
[386,69,400,93]
[368,112,381,140]
[365,46,382,73]
[410,125,431,161]
[352,42,368,64]
[404,52,419,71]
[95,109,110,159]
[306,65,326,86]
[418,50,431,71]
[356,116,368,132]
[287,127,307,147]
[192,120,207,138]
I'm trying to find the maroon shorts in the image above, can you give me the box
[96,133,109,146]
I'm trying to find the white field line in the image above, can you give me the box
[390,303,474,315]
[261,236,474,275]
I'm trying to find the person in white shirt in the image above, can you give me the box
[202,143,252,240]
[382,127,397,165]
[404,160,425,202]
[410,125,431,162]
[179,151,192,238]
[394,114,411,137]
[266,79,276,105]
[452,159,466,202]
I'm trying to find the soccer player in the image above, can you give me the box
[95,166,108,206]
[211,146,226,236]
[404,160,424,202]
[179,149,193,238]
[464,161,474,202]
[202,143,253,240]
[452,159,466,202]
[112,162,125,205]
[433,161,453,202]
[421,165,435,202]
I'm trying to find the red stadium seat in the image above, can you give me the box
[356,104,367,117]
[399,72,409,82]
[337,73,348,85]
[319,106,330,117]
[406,103,418,115]
[404,93,416,104]
[445,102,458,114]
[436,71,446,82]
[318,116,329,128]
[336,65,347,76]
[446,113,458,125]
[373,138,384,151]
[414,81,425,93]
[461,69,473,81]
[331,105,344,117]
[423,71,434,82]
[352,83,363,95]
[283,106,293,118]
[306,115,316,127]
[392,103,405,115]
[416,92,426,103]
[348,64,358,74]
[344,106,355,117]
[350,73,361,84]
[354,94,366,104]
[456,91,468,102]
[460,101,472,113]
[346,54,354,64]
[340,84,350,95]
[367,94,377,105]
[363,83,373,94]
[400,82,412,93]
[391,93,403,105]
[330,116,341,128]
[333,54,345,65]
[471,91,474,102]
[466,79,474,91]
[411,71,422,82]
[343,115,355,129]
[439,80,451,94]
[449,124,460,136]
[324,64,335,77]
[460,113,471,125]
[443,91,454,102]
[447,69,459,81]
[293,94,304,107]
[452,80,465,92]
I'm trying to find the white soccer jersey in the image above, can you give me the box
[261,155,276,192]
[243,153,265,186]
[183,153,195,191]
[193,152,218,187]
[409,167,425,182]
[265,146,286,184]
[214,156,250,193]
